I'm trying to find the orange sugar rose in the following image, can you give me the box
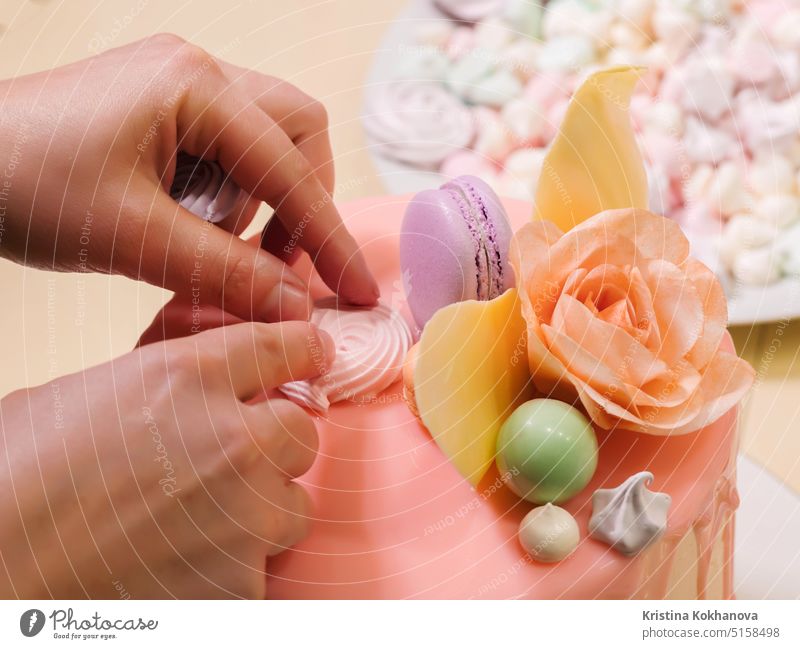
[510,208,755,436]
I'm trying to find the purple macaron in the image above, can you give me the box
[400,175,515,329]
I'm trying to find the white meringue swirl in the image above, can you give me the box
[279,299,413,413]
[588,471,671,556]
[363,80,474,168]
[170,153,244,223]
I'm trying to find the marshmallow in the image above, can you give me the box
[447,51,495,100]
[608,20,651,52]
[770,9,800,49]
[504,147,547,182]
[651,4,699,60]
[499,39,540,80]
[748,153,796,196]
[395,46,450,82]
[736,91,800,152]
[707,161,751,217]
[614,0,656,32]
[719,213,779,269]
[473,107,515,161]
[544,0,614,45]
[645,100,685,136]
[501,97,546,143]
[753,193,800,229]
[731,246,784,286]
[414,21,454,49]
[537,34,596,73]
[474,17,515,52]
[682,117,738,165]
[678,55,735,122]
[502,0,544,39]
[777,222,800,276]
[469,68,524,106]
[440,150,498,181]
[446,26,476,60]
[730,25,777,86]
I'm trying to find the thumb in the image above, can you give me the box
[129,188,312,322]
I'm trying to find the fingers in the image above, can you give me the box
[175,59,380,306]
[215,60,335,193]
[137,191,312,323]
[136,295,243,347]
[260,215,303,265]
[251,398,318,479]
[265,481,312,557]
[192,321,336,399]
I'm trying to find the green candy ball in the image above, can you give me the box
[496,399,598,504]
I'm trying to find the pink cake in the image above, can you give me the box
[265,195,740,600]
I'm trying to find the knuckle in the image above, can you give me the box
[304,99,329,131]
[216,253,255,310]
[148,32,187,50]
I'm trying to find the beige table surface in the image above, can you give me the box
[0,0,797,495]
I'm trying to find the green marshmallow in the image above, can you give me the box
[496,399,598,504]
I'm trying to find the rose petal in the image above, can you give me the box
[551,294,670,387]
[571,208,690,266]
[577,379,704,434]
[685,258,728,370]
[541,323,634,403]
[627,266,661,349]
[669,350,755,435]
[644,259,704,364]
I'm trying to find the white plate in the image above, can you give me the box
[363,0,800,327]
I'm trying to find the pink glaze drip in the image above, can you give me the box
[266,196,742,599]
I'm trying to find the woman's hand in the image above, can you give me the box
[0,322,332,598]
[0,34,378,321]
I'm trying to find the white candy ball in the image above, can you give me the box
[519,504,580,563]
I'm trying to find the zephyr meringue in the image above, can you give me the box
[589,472,671,556]
[518,504,580,563]
[170,154,244,223]
[363,81,474,168]
[279,299,413,413]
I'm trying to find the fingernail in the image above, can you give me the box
[262,283,312,322]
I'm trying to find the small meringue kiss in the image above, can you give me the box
[279,299,413,413]
[589,472,671,556]
[518,504,580,563]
